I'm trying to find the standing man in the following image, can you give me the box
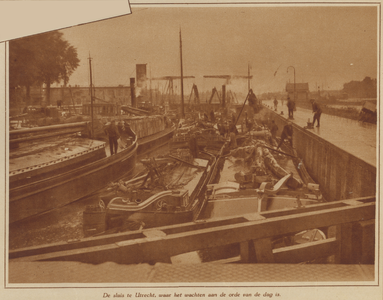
[248,89,259,113]
[104,120,120,155]
[277,121,293,150]
[273,98,278,111]
[311,99,322,127]
[287,97,295,119]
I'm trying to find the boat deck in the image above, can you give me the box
[9,135,106,175]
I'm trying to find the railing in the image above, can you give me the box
[9,196,375,265]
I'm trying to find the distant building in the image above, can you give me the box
[49,85,132,107]
[20,85,132,107]
[285,83,309,102]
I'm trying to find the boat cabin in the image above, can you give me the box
[157,189,190,212]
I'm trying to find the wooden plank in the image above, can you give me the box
[9,217,249,260]
[10,202,375,265]
[209,255,241,264]
[260,196,375,219]
[273,237,338,263]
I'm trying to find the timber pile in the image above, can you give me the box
[230,141,303,190]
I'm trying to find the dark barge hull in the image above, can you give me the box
[9,125,176,224]
[105,149,223,231]
[9,141,137,224]
[137,126,175,155]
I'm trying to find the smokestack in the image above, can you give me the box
[136,64,147,90]
[130,78,136,108]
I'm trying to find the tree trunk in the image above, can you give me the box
[46,81,51,105]
[26,85,30,106]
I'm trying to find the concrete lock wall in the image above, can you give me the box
[261,109,376,202]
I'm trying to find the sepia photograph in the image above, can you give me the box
[1,1,381,299]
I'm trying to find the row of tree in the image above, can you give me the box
[9,30,80,105]
[342,77,377,99]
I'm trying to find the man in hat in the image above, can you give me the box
[287,97,295,119]
[273,98,278,111]
[123,121,135,138]
[104,120,120,155]
[311,99,322,127]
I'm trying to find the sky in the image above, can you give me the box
[58,4,378,96]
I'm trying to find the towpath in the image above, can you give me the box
[262,100,377,167]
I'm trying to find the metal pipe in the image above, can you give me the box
[10,128,86,144]
[9,122,88,137]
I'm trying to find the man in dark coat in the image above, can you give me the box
[104,120,120,155]
[248,89,259,113]
[123,121,135,138]
[277,121,293,150]
[287,97,295,119]
[273,98,278,111]
[311,99,322,127]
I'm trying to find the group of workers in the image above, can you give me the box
[104,120,135,156]
[187,94,323,159]
[105,93,323,160]
[273,96,322,127]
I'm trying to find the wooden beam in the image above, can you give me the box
[253,238,274,263]
[240,241,251,262]
[10,202,375,265]
[335,223,353,264]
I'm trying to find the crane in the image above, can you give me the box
[203,75,253,86]
[151,76,195,105]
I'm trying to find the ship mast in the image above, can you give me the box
[248,63,251,90]
[88,54,94,138]
[179,29,185,118]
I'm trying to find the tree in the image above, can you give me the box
[9,35,41,104]
[9,31,80,105]
[342,77,377,99]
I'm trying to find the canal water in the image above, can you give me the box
[8,144,170,250]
